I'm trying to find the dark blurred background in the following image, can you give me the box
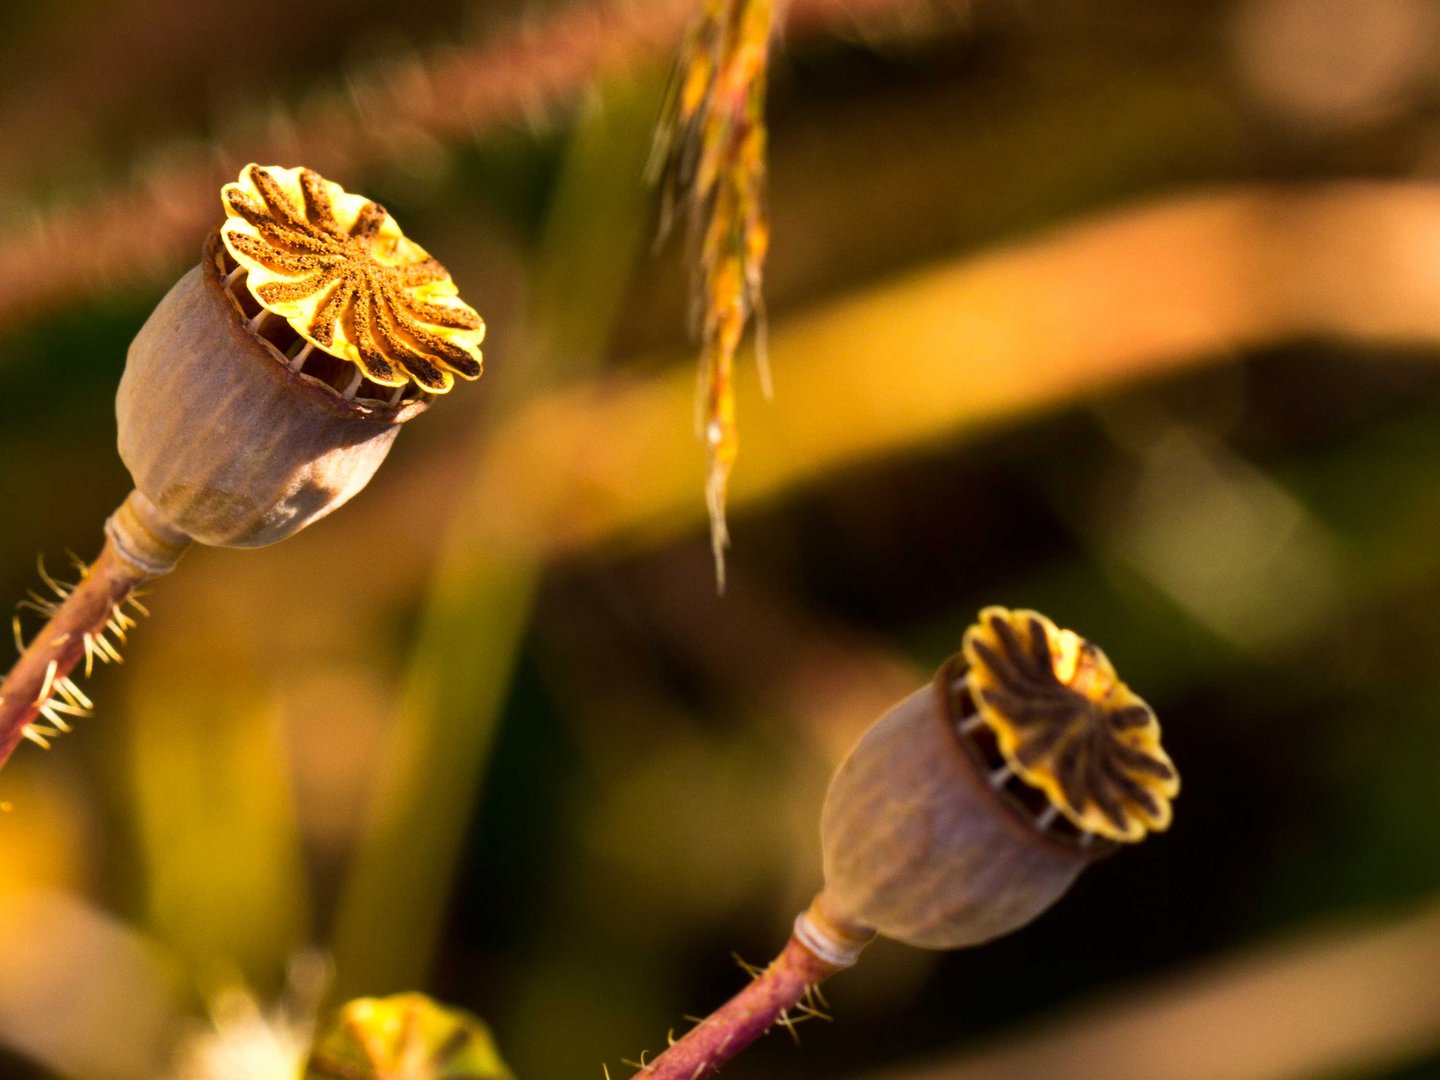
[2,0,1440,1077]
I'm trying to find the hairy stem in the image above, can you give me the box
[0,538,152,771]
[635,933,843,1080]
[0,0,933,334]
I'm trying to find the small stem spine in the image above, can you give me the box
[636,935,834,1080]
[0,491,189,773]
[635,896,873,1080]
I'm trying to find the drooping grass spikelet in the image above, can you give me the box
[651,0,775,592]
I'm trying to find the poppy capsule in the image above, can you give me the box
[110,164,484,565]
[818,607,1178,950]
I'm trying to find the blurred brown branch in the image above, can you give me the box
[0,0,938,335]
[868,898,1440,1080]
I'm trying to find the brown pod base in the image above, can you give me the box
[116,231,428,549]
[820,659,1110,949]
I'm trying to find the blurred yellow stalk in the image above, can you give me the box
[465,182,1440,561]
[0,0,935,333]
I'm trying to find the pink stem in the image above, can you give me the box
[636,934,842,1080]
[0,539,148,771]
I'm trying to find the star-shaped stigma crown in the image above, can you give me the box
[962,607,1179,843]
[220,164,484,393]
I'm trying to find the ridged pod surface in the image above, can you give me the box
[820,661,1105,949]
[116,231,427,548]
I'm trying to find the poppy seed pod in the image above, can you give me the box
[112,164,484,561]
[818,607,1178,950]
[634,609,1180,1080]
[0,164,487,774]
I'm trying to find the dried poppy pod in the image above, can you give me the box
[0,164,485,774]
[636,607,1179,1080]
[817,606,1179,950]
[112,163,484,561]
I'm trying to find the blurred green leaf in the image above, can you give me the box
[329,72,663,998]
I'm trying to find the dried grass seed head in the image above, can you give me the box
[651,0,775,589]
[820,607,1178,950]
